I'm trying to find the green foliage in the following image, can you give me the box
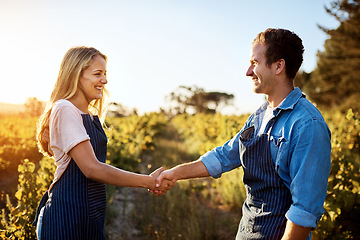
[314,109,360,239]
[1,109,360,239]
[170,113,248,211]
[105,113,168,172]
[0,116,42,173]
[0,115,43,214]
[302,0,360,112]
[210,169,246,210]
[0,157,55,239]
[171,113,249,155]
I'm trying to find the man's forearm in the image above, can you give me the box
[173,159,210,180]
[155,159,210,188]
[281,220,311,240]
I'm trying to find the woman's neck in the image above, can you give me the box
[68,92,90,114]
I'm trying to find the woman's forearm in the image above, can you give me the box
[69,140,156,189]
[87,162,156,189]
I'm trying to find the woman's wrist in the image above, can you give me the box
[146,174,156,190]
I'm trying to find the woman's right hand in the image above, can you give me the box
[149,167,174,196]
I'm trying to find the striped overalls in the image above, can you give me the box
[34,114,108,240]
[236,122,292,239]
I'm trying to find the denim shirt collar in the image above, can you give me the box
[277,87,305,110]
[255,87,305,117]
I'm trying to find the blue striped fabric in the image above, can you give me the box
[236,125,292,239]
[37,114,108,240]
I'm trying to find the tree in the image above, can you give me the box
[294,70,311,89]
[163,85,234,116]
[302,0,360,113]
[24,97,44,116]
[107,102,138,117]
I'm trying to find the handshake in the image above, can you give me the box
[147,160,209,196]
[148,167,177,197]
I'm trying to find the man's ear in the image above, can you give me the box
[275,59,286,75]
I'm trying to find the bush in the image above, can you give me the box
[0,157,55,239]
[314,109,360,239]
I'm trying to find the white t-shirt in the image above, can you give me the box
[258,99,285,135]
[48,99,90,190]
[258,105,274,135]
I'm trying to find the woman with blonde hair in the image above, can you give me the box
[33,46,172,240]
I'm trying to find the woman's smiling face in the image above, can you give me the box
[78,54,107,103]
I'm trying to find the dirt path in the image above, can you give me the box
[106,187,143,240]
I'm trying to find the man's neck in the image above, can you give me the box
[267,85,294,108]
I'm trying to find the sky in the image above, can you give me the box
[0,0,339,115]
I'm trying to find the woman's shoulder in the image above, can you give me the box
[51,100,85,119]
[54,99,73,108]
[53,99,81,113]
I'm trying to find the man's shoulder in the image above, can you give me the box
[286,97,330,136]
[295,97,325,121]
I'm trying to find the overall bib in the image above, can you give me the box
[236,120,292,239]
[33,114,108,240]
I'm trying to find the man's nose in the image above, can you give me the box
[246,65,254,76]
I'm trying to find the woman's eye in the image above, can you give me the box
[94,72,106,77]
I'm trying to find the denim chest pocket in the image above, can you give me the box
[270,135,287,147]
[269,135,289,169]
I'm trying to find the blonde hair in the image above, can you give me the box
[37,46,109,156]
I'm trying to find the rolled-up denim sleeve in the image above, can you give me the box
[285,119,331,228]
[201,131,242,179]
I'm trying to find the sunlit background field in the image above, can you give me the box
[1,0,360,239]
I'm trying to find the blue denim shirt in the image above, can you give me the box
[201,87,331,229]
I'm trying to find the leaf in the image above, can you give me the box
[346,109,354,120]
[15,189,22,200]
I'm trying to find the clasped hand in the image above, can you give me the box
[149,168,177,196]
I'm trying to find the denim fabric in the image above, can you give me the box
[201,87,331,232]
